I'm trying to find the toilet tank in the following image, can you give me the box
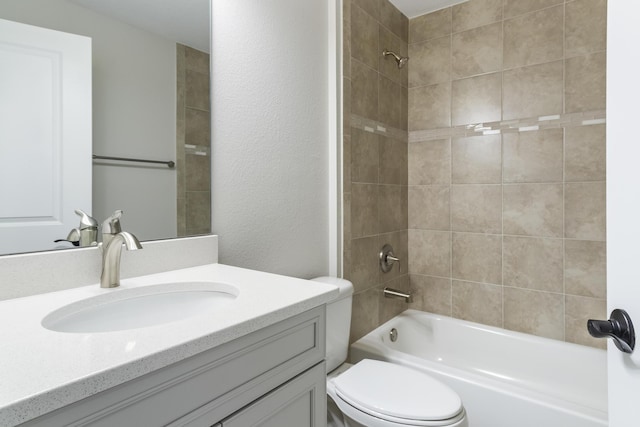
[311,277,353,373]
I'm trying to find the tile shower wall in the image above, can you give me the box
[176,44,212,236]
[406,0,607,348]
[343,0,411,342]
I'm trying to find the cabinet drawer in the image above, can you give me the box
[24,306,325,427]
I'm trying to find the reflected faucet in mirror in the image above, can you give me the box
[54,209,98,247]
[100,210,142,288]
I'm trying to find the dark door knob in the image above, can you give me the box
[587,309,635,354]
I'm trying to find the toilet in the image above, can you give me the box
[312,277,467,427]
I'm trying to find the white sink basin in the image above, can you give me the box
[42,282,239,333]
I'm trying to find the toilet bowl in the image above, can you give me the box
[311,277,468,427]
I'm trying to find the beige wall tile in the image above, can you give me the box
[409,8,451,43]
[351,60,379,121]
[409,35,451,87]
[351,128,379,183]
[565,0,607,57]
[503,6,563,69]
[409,274,452,315]
[185,153,210,192]
[379,76,406,130]
[351,183,379,238]
[452,0,503,32]
[452,72,502,126]
[565,295,607,349]
[565,124,606,182]
[565,239,606,298]
[351,236,380,293]
[565,182,606,241]
[408,230,451,276]
[503,236,563,292]
[408,139,451,185]
[343,3,352,79]
[503,0,563,19]
[185,191,211,234]
[451,185,502,233]
[352,0,379,20]
[452,22,503,79]
[343,133,352,193]
[380,0,409,42]
[185,108,211,147]
[408,186,450,230]
[379,185,408,233]
[503,61,563,120]
[565,52,606,113]
[451,134,502,184]
[350,287,380,343]
[343,77,351,130]
[379,136,408,185]
[503,184,563,237]
[452,280,503,326]
[408,83,451,130]
[352,4,379,70]
[379,230,409,280]
[503,129,564,183]
[452,232,502,284]
[185,70,210,111]
[504,287,564,339]
[380,26,409,87]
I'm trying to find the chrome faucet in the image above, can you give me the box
[100,210,142,288]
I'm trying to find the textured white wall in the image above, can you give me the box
[0,0,177,241]
[211,0,331,278]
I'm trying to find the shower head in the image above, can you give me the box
[382,49,409,69]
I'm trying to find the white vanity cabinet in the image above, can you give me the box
[21,306,327,427]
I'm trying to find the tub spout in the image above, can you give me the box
[383,287,413,303]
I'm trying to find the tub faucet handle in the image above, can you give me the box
[380,244,401,273]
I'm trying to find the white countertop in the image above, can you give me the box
[0,263,338,426]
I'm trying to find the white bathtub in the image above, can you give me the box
[349,310,608,427]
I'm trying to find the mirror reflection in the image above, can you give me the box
[0,0,211,256]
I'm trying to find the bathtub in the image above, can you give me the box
[349,310,607,427]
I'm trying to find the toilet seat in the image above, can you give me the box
[328,360,466,427]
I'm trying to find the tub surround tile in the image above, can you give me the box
[351,128,379,183]
[452,22,503,80]
[503,60,564,120]
[451,185,502,233]
[408,139,451,185]
[344,133,352,193]
[565,182,606,241]
[409,36,451,87]
[452,280,503,327]
[379,136,408,185]
[451,134,502,184]
[503,0,563,19]
[503,236,564,292]
[380,26,408,87]
[351,286,381,342]
[504,287,564,340]
[565,295,607,349]
[565,240,606,299]
[409,275,452,315]
[409,83,451,130]
[503,129,564,183]
[379,75,406,130]
[451,0,502,33]
[353,0,379,20]
[343,77,352,131]
[379,185,408,233]
[503,184,563,237]
[351,183,379,238]
[451,72,502,126]
[565,124,606,182]
[409,185,450,230]
[351,236,380,293]
[379,230,409,282]
[565,0,607,57]
[379,276,410,323]
[409,8,451,43]
[379,0,409,42]
[503,6,564,69]
[565,52,606,113]
[452,233,502,284]
[408,230,451,277]
[351,60,379,121]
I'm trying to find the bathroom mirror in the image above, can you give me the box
[0,0,211,256]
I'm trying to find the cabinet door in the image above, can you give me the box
[222,362,326,427]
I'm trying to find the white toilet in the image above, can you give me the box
[312,277,468,427]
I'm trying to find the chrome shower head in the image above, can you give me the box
[382,49,409,69]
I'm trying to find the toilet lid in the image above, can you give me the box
[332,360,462,422]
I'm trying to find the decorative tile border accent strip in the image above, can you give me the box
[185,144,210,156]
[351,114,409,142]
[409,110,606,143]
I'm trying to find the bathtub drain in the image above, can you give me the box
[389,328,398,342]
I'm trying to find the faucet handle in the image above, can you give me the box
[74,209,98,229]
[102,210,123,235]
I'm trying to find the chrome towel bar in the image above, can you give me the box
[93,155,175,168]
